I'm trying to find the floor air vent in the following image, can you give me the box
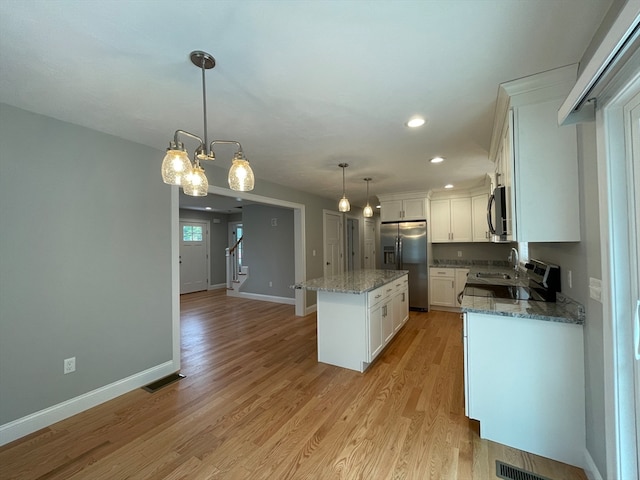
[496,460,552,480]
[142,373,185,393]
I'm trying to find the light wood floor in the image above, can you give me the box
[0,289,588,479]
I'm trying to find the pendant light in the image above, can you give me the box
[161,51,255,196]
[338,163,351,212]
[363,178,373,218]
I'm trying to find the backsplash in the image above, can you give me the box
[431,242,515,264]
[431,258,511,267]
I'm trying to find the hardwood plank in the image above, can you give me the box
[0,289,588,480]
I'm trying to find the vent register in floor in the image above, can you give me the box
[496,461,553,480]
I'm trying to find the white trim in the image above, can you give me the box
[305,304,317,316]
[208,282,227,290]
[226,291,296,305]
[597,71,640,480]
[0,361,176,447]
[583,448,605,480]
[559,1,640,124]
[171,187,181,372]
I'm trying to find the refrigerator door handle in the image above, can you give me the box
[398,237,403,269]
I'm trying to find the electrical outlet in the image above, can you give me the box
[64,357,76,374]
[568,270,572,289]
[269,281,273,287]
[457,251,462,257]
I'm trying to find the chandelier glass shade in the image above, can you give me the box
[338,163,350,212]
[161,51,255,196]
[363,177,373,217]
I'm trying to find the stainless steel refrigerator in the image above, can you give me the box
[380,221,428,310]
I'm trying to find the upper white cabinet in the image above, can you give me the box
[489,65,580,242]
[430,197,472,243]
[471,193,490,242]
[379,194,427,222]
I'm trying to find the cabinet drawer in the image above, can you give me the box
[368,286,386,307]
[430,268,454,278]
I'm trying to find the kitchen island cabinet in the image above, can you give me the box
[293,270,408,372]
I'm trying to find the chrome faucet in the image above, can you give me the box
[509,247,519,277]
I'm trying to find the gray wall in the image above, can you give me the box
[528,122,605,473]
[0,104,173,425]
[179,209,230,286]
[241,204,295,298]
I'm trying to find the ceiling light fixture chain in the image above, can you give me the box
[161,50,255,196]
[338,163,350,212]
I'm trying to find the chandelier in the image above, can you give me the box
[161,51,255,196]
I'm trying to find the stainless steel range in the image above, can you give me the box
[463,259,561,302]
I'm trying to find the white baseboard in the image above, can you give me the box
[0,360,176,447]
[227,290,295,305]
[208,283,226,290]
[583,448,604,480]
[305,304,317,315]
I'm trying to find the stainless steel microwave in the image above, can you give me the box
[487,185,509,242]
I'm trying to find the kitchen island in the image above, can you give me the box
[293,270,408,372]
[460,264,585,468]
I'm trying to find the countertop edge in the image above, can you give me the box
[291,270,408,294]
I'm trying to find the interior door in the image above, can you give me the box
[323,211,343,277]
[179,221,208,294]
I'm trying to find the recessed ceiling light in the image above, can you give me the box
[376,204,381,209]
[205,206,212,210]
[406,117,426,128]
[444,184,454,189]
[430,157,444,163]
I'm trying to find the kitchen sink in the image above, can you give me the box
[475,272,511,279]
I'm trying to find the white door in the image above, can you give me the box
[364,218,376,269]
[323,211,343,277]
[179,221,208,294]
[625,90,640,472]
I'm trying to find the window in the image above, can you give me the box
[183,225,203,242]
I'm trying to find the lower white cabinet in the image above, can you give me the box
[430,267,468,309]
[463,311,585,467]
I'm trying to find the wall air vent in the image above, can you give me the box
[496,461,552,480]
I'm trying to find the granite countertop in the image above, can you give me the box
[461,265,585,325]
[292,269,408,294]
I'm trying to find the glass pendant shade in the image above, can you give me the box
[228,156,255,191]
[338,195,351,212]
[182,165,209,196]
[161,149,192,185]
[363,204,374,217]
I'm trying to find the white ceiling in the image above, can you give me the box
[0,0,612,209]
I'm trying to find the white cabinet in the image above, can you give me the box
[430,198,472,243]
[430,267,469,309]
[392,276,409,332]
[490,65,580,242]
[464,311,585,467]
[471,194,490,242]
[380,195,426,222]
[429,268,455,307]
